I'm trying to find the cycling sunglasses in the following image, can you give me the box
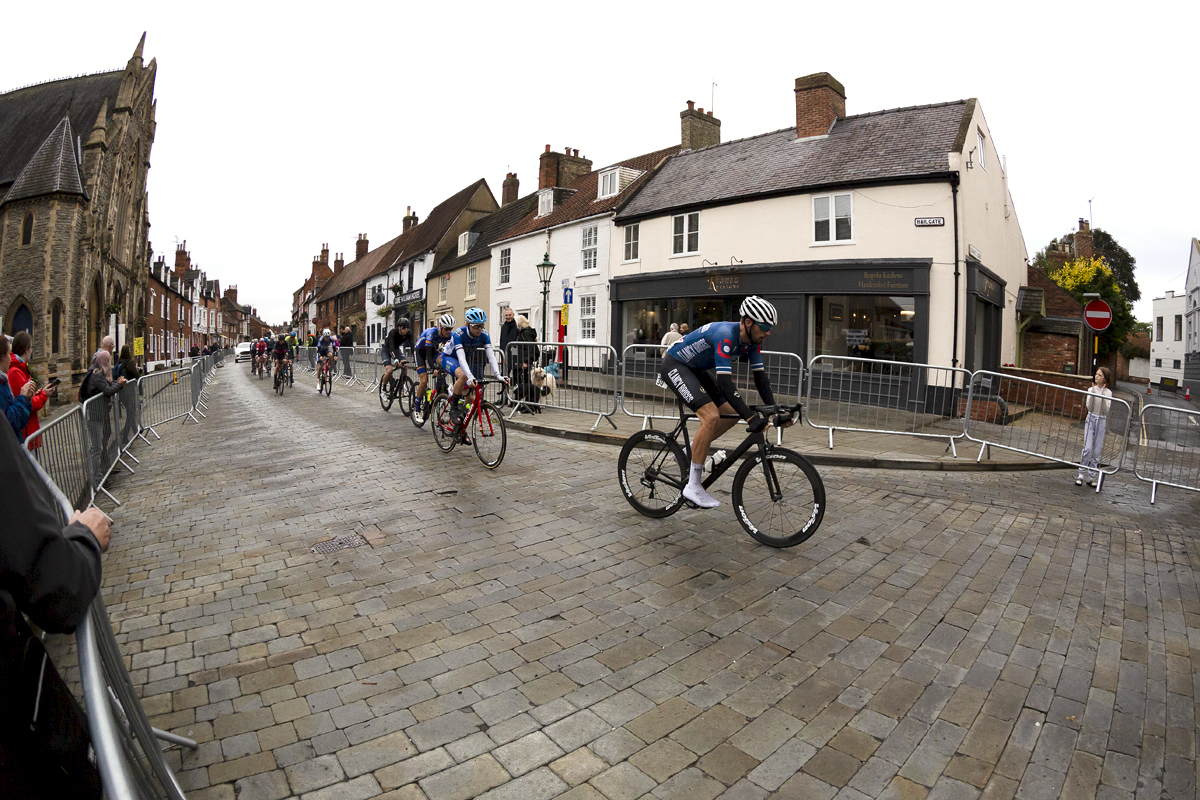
[754,321,773,333]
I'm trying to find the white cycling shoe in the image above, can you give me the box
[683,483,721,509]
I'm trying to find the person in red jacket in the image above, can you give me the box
[8,332,56,445]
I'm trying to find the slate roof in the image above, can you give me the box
[615,101,971,222]
[430,192,540,278]
[499,145,680,242]
[2,117,87,205]
[313,231,410,303]
[1016,286,1045,317]
[0,72,122,193]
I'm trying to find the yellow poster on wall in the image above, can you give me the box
[561,305,569,326]
[133,337,144,356]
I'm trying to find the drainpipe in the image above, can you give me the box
[951,172,961,369]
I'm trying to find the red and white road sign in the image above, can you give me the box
[1084,298,1113,331]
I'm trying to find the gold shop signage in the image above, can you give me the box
[706,274,741,293]
[856,270,911,292]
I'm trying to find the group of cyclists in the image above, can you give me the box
[250,329,343,391]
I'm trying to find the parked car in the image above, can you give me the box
[235,342,253,362]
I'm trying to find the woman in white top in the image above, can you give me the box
[1076,366,1114,486]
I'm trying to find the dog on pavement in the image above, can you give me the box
[531,366,557,403]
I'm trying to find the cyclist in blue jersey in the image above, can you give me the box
[659,296,789,509]
[315,328,339,392]
[414,314,455,415]
[439,307,507,427]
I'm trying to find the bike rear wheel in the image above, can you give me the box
[379,374,395,411]
[430,394,457,452]
[617,430,687,517]
[398,376,414,417]
[471,401,506,468]
[731,448,825,548]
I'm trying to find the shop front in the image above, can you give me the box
[965,260,1006,372]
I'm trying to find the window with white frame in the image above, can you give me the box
[498,248,511,285]
[466,266,477,298]
[538,189,554,217]
[458,231,471,256]
[624,224,639,261]
[581,225,598,271]
[598,170,619,199]
[580,294,596,340]
[1156,317,1163,341]
[672,212,699,255]
[813,193,853,243]
[976,130,987,171]
[439,276,448,304]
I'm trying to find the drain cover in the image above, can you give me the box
[310,533,367,555]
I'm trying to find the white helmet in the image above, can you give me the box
[739,296,777,327]
[438,313,455,328]
[323,328,331,336]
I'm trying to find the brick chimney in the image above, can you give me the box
[224,285,237,305]
[794,72,846,139]
[1075,219,1094,260]
[333,253,343,275]
[356,233,369,261]
[320,243,329,265]
[174,240,191,276]
[539,145,592,189]
[502,173,519,206]
[403,207,419,232]
[681,101,721,150]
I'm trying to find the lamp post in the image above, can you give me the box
[536,252,556,343]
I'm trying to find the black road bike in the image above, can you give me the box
[410,369,448,429]
[274,360,292,396]
[617,402,825,548]
[379,360,414,416]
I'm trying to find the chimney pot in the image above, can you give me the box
[686,100,694,110]
[698,107,703,114]
[544,144,551,152]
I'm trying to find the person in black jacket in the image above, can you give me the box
[512,315,539,411]
[0,419,111,799]
[82,351,128,484]
[498,308,518,403]
[381,318,412,389]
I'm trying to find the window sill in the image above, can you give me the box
[576,270,599,277]
[497,283,511,289]
[810,240,855,247]
[669,252,699,259]
[621,259,640,265]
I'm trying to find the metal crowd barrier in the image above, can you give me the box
[139,366,200,434]
[805,356,970,455]
[1132,404,1200,503]
[23,438,194,800]
[620,344,804,427]
[342,345,379,389]
[508,341,619,430]
[963,370,1132,490]
[25,404,93,511]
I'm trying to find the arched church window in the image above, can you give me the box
[12,304,33,335]
[21,213,33,246]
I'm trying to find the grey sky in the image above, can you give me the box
[6,2,1196,326]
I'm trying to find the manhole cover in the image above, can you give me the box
[310,533,367,555]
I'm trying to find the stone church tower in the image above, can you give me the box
[0,34,156,396]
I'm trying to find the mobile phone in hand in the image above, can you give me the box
[46,377,62,387]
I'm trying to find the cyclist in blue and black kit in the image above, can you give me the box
[659,296,790,509]
[315,328,339,392]
[413,314,455,415]
[439,307,508,427]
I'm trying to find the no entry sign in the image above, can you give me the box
[1084,298,1113,331]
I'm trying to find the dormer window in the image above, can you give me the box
[458,231,471,256]
[598,170,619,199]
[538,189,554,217]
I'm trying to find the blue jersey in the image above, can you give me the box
[442,325,492,356]
[666,321,763,375]
[415,327,451,351]
[316,335,338,355]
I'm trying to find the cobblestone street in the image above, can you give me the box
[77,364,1200,800]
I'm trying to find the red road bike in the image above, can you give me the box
[430,378,507,468]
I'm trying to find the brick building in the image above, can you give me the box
[1015,219,1097,375]
[147,255,192,365]
[0,35,156,398]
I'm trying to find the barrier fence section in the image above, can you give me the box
[620,344,804,427]
[139,365,200,433]
[341,345,379,389]
[507,341,619,430]
[24,403,93,511]
[23,409,194,799]
[805,356,971,455]
[963,370,1133,490]
[1132,404,1200,503]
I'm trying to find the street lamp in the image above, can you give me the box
[536,252,555,343]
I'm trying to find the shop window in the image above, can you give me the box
[810,295,916,363]
[814,193,853,243]
[499,248,511,285]
[624,224,639,262]
[21,213,34,246]
[672,213,699,255]
[580,294,596,340]
[581,225,598,271]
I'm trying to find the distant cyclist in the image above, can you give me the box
[413,314,455,414]
[439,307,507,428]
[381,318,412,389]
[315,327,339,391]
[659,296,789,509]
[271,333,293,387]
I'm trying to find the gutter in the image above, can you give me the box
[951,172,961,369]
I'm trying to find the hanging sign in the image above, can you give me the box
[133,337,144,356]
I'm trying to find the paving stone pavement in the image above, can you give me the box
[49,364,1200,799]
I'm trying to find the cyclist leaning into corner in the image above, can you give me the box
[381,317,412,388]
[659,296,792,509]
[439,307,508,428]
[413,314,455,414]
[315,327,339,391]
[272,333,294,386]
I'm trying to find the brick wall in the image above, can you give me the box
[795,73,846,139]
[1023,331,1080,374]
[1027,268,1082,318]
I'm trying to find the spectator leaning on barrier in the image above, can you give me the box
[0,337,33,439]
[8,331,55,444]
[81,351,128,481]
[0,419,111,799]
[339,326,354,377]
[117,346,141,444]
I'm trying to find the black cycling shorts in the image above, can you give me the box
[415,348,435,375]
[659,354,729,412]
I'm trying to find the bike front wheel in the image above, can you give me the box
[398,376,414,417]
[617,430,687,518]
[379,375,395,411]
[323,367,332,396]
[471,401,506,468]
[731,448,825,548]
[430,394,457,452]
